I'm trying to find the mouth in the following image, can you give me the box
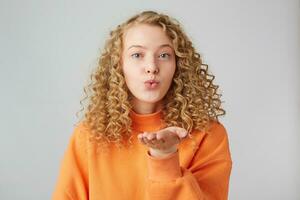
[144,80,160,89]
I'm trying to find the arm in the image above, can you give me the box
[145,121,233,200]
[52,123,89,200]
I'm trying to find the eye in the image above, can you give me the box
[159,53,171,59]
[131,53,142,59]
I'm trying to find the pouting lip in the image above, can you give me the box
[144,79,160,84]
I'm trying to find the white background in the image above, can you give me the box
[0,0,299,199]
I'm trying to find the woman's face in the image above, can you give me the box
[121,24,176,111]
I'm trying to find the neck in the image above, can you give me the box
[131,99,163,114]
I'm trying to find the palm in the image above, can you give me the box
[137,126,188,151]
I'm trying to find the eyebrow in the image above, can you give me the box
[127,44,173,50]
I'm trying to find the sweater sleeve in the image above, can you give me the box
[52,123,89,200]
[145,121,233,200]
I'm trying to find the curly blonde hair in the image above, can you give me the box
[77,10,226,151]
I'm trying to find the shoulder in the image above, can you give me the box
[203,120,229,138]
[190,120,230,143]
[72,121,91,135]
[192,120,232,162]
[199,120,230,152]
[69,121,91,148]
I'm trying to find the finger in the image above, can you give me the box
[165,126,180,133]
[177,129,188,139]
[166,127,187,139]
[146,133,156,140]
[142,137,149,145]
[143,137,157,148]
[156,132,164,140]
[137,135,146,144]
[146,136,158,145]
[142,132,148,137]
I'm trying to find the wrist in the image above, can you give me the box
[149,146,178,158]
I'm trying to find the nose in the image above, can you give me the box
[145,60,159,74]
[146,67,159,74]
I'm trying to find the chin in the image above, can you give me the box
[141,98,161,104]
[136,96,163,104]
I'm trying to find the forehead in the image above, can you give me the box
[122,24,173,49]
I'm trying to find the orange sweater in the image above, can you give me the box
[52,109,232,200]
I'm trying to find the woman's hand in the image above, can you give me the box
[137,126,189,158]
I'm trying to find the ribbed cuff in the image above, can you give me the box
[147,149,182,181]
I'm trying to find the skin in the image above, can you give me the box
[121,24,188,158]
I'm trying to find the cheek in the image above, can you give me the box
[123,68,138,81]
[122,61,133,78]
[163,64,176,79]
[122,65,144,81]
[122,66,139,88]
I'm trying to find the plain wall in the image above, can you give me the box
[0,0,299,199]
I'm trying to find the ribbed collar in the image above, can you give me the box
[129,109,165,132]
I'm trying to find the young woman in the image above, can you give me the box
[52,10,232,200]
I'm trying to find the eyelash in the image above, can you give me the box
[131,53,171,59]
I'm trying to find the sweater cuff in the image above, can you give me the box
[147,149,182,181]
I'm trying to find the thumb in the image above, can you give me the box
[166,127,188,139]
[177,129,188,139]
